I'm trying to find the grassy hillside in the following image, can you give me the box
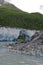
[0,4,43,30]
[2,3,22,11]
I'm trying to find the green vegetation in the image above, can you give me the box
[18,35,25,40]
[0,4,43,30]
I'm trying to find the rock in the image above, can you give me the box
[0,0,4,4]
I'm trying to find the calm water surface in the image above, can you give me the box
[0,42,43,65]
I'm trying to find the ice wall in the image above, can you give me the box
[0,27,35,41]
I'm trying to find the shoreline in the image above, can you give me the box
[6,42,43,57]
[5,30,43,57]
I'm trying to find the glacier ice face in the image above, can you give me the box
[0,27,20,41]
[0,27,35,41]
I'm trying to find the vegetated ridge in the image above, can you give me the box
[0,3,43,30]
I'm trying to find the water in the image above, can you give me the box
[0,42,43,65]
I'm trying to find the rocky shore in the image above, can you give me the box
[6,31,43,56]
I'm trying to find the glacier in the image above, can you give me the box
[0,27,35,41]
